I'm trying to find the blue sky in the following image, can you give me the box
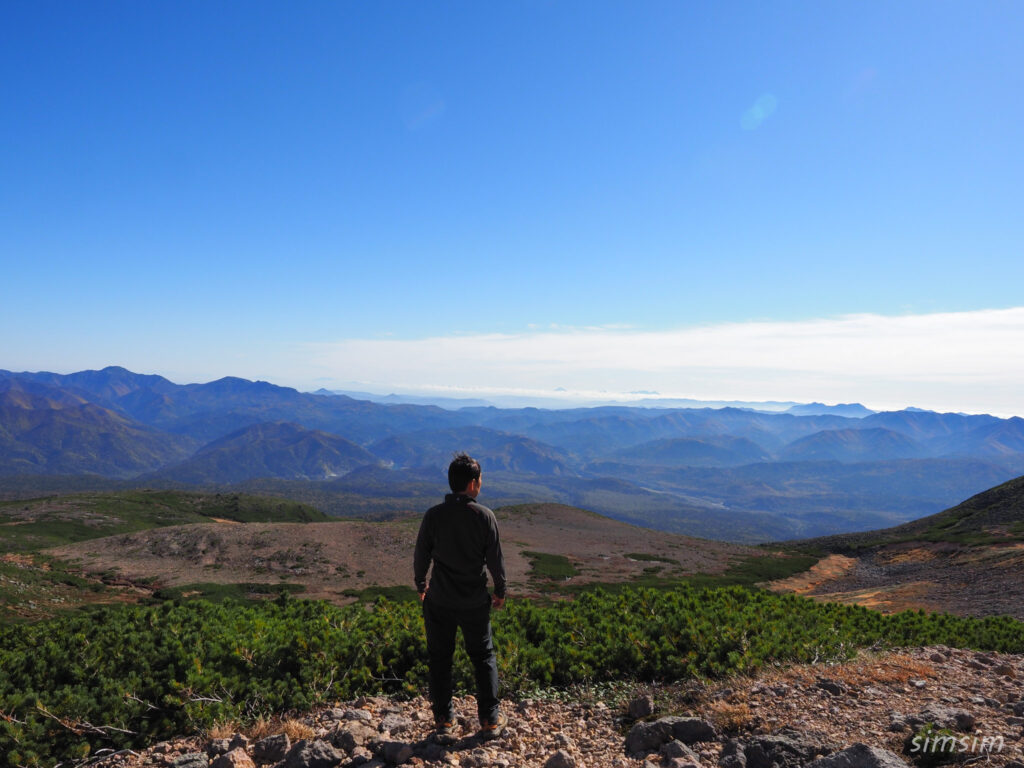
[3,2,1023,414]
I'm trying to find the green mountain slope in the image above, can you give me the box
[795,473,1024,551]
[0,489,329,552]
[0,380,195,477]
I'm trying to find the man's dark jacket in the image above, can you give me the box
[414,493,506,609]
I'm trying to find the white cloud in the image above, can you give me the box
[299,307,1024,416]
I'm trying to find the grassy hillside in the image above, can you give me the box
[0,490,329,552]
[796,473,1024,552]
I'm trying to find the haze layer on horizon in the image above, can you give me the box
[2,3,1022,417]
[5,307,1023,419]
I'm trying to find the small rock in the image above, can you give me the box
[422,743,445,762]
[333,723,375,752]
[210,748,256,768]
[628,694,656,719]
[380,714,414,735]
[253,734,291,764]
[173,754,210,768]
[343,709,375,723]
[916,704,975,732]
[816,679,847,697]
[929,652,946,663]
[543,750,577,768]
[554,732,574,749]
[909,680,926,689]
[662,739,700,761]
[283,739,345,768]
[381,741,414,764]
[207,740,232,758]
[994,664,1016,678]
[228,735,251,752]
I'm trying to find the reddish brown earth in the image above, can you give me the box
[47,503,754,603]
[772,542,1024,621]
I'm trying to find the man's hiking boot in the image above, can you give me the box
[433,718,457,744]
[479,712,508,740]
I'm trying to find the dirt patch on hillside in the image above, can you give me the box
[803,541,1024,620]
[767,554,856,595]
[47,503,754,604]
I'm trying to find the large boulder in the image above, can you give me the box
[332,722,376,752]
[719,738,746,768]
[253,733,291,764]
[807,743,912,768]
[741,727,837,768]
[626,716,716,756]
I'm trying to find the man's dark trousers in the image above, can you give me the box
[422,596,499,724]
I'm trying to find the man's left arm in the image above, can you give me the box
[413,512,433,601]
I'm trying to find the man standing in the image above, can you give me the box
[414,453,508,740]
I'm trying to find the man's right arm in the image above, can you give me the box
[484,512,506,607]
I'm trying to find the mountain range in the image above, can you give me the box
[3,366,1024,542]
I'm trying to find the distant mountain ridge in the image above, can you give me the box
[145,422,381,484]
[2,366,1024,542]
[785,402,874,418]
[778,427,928,463]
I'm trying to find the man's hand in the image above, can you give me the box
[419,588,427,602]
[491,594,505,609]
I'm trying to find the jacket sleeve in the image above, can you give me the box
[413,512,432,593]
[485,513,507,598]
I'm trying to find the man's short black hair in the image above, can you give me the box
[448,453,481,493]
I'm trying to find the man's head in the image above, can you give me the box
[448,452,482,495]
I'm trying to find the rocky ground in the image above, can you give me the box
[84,646,1024,768]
